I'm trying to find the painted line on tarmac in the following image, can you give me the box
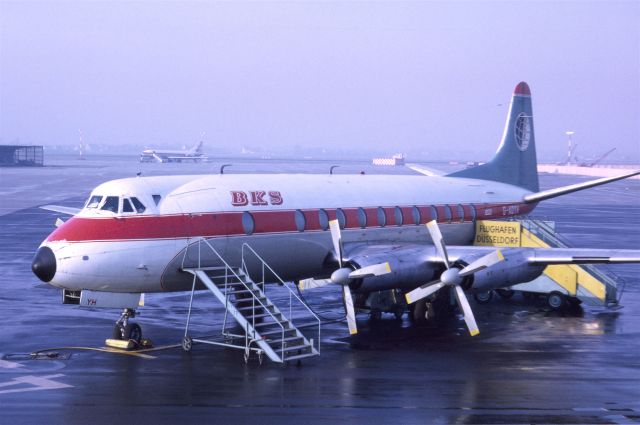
[0,374,72,395]
[0,360,25,369]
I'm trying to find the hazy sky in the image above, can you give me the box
[1,1,638,161]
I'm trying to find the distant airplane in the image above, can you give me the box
[140,140,206,163]
[34,82,639,345]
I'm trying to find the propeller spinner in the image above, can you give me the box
[299,220,391,335]
[404,220,504,337]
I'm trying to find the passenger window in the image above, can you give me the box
[130,197,146,213]
[101,196,119,213]
[394,207,403,226]
[377,207,386,227]
[295,210,306,232]
[86,195,102,209]
[357,208,367,228]
[336,208,346,229]
[412,206,421,225]
[242,212,254,235]
[444,205,452,223]
[457,204,465,222]
[318,209,329,231]
[123,199,134,213]
[430,206,438,222]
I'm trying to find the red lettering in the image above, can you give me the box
[269,191,283,205]
[250,191,268,206]
[231,191,248,206]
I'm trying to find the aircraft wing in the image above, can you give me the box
[523,248,640,264]
[440,246,640,266]
[40,205,81,215]
[343,243,640,271]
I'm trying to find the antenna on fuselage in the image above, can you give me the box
[330,165,340,175]
[220,164,232,174]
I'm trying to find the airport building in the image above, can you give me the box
[0,145,44,166]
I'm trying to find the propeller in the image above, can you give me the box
[299,219,391,335]
[404,220,504,337]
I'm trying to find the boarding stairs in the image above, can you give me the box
[181,239,320,364]
[518,218,624,307]
[484,217,625,308]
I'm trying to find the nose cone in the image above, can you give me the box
[32,246,57,282]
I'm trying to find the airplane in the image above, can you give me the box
[33,82,640,344]
[139,140,206,163]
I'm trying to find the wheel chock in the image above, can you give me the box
[105,339,136,351]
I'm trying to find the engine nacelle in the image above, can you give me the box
[349,246,441,293]
[467,250,545,292]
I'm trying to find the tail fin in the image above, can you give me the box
[447,82,539,192]
[191,141,204,154]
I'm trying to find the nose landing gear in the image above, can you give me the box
[112,308,142,344]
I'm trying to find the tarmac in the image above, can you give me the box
[1,155,639,424]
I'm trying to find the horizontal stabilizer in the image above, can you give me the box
[40,205,81,215]
[406,164,444,177]
[523,170,640,203]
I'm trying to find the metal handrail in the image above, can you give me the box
[182,237,286,359]
[241,243,321,354]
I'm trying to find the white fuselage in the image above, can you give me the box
[39,173,534,293]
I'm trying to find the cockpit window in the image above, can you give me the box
[86,195,103,209]
[122,198,134,213]
[130,197,146,213]
[152,195,161,205]
[101,196,119,213]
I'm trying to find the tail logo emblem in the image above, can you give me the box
[514,112,531,152]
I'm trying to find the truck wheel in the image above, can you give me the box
[547,291,566,311]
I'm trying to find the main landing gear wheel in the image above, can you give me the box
[113,323,142,343]
[112,308,142,344]
[182,336,193,352]
[496,289,515,299]
[547,291,567,311]
[473,291,493,304]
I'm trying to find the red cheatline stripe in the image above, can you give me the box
[46,203,535,243]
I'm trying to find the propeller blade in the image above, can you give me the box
[342,285,358,335]
[348,262,391,279]
[298,278,332,291]
[426,220,450,269]
[459,250,504,277]
[405,280,445,304]
[329,219,343,268]
[453,285,479,337]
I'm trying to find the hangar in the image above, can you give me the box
[0,145,44,166]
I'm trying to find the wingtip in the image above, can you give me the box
[470,329,480,337]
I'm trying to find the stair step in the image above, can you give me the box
[264,336,303,345]
[235,304,275,313]
[283,352,319,362]
[260,328,297,337]
[278,344,310,353]
[226,289,260,296]
[253,321,288,328]
[245,312,282,320]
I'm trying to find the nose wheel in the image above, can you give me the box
[112,308,142,344]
